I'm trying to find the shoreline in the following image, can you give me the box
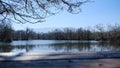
[0,51,120,61]
[0,51,120,68]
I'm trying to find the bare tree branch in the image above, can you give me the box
[0,0,89,23]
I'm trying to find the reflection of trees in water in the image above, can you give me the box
[48,41,120,52]
[97,41,120,51]
[0,42,92,52]
[0,44,35,52]
[0,45,13,52]
[49,42,92,52]
[15,45,35,52]
[0,41,120,52]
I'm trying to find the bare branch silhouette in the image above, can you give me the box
[0,0,89,23]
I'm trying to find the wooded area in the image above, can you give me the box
[0,22,120,42]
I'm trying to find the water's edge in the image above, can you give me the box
[0,51,120,61]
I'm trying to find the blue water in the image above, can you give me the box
[0,40,119,53]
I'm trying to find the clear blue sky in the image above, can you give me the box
[13,0,120,32]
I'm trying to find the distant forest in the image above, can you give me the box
[0,22,120,42]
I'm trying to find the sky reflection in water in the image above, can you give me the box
[0,40,120,53]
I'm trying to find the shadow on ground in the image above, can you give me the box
[0,52,120,68]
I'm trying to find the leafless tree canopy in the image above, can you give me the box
[0,0,89,23]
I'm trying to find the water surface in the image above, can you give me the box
[0,40,120,53]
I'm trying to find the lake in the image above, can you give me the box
[0,40,120,53]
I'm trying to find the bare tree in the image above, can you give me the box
[95,24,107,41]
[108,24,120,41]
[0,0,89,23]
[0,20,13,42]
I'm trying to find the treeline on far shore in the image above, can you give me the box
[0,21,120,42]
